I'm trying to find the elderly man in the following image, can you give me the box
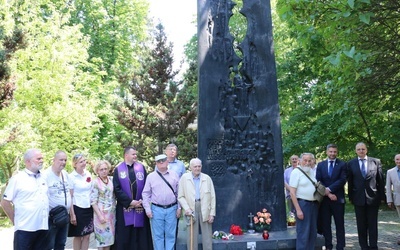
[142,154,180,250]
[347,142,385,250]
[164,143,185,249]
[1,149,49,250]
[284,155,299,213]
[43,150,72,250]
[165,144,186,178]
[178,158,216,250]
[385,153,400,245]
[289,153,319,250]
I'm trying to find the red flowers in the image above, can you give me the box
[86,177,91,182]
[229,224,243,235]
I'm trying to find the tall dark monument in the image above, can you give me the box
[197,0,287,231]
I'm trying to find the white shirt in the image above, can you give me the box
[3,169,49,231]
[69,170,92,208]
[289,167,316,201]
[43,168,72,210]
[310,165,317,178]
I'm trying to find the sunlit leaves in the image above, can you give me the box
[275,0,400,167]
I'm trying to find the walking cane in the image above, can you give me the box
[190,214,193,250]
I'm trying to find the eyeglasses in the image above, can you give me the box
[73,153,84,160]
[156,158,167,163]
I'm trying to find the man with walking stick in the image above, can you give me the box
[178,158,216,250]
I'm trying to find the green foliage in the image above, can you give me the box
[0,28,27,109]
[116,23,197,167]
[0,0,109,179]
[69,0,149,80]
[68,0,151,163]
[275,0,400,168]
[0,0,198,183]
[0,216,12,228]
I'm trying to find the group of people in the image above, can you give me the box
[285,142,400,250]
[0,149,112,250]
[1,144,216,250]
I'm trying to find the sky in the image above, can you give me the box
[148,0,197,72]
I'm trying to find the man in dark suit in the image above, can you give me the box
[316,144,347,250]
[347,142,385,250]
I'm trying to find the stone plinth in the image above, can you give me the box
[176,226,325,250]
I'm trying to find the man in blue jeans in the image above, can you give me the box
[142,154,181,250]
[44,150,72,250]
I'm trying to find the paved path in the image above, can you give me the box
[1,210,400,249]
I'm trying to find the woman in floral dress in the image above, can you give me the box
[91,160,116,250]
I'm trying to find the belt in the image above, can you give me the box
[195,199,201,202]
[152,202,177,209]
[297,198,317,203]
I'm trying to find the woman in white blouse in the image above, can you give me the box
[68,154,94,250]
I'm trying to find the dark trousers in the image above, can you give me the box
[14,229,48,250]
[296,199,319,250]
[354,204,379,250]
[45,218,69,250]
[320,198,345,249]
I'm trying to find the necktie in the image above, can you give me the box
[328,161,334,177]
[360,159,366,178]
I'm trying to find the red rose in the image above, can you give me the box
[229,224,243,235]
[86,177,91,182]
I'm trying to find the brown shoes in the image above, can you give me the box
[397,239,400,245]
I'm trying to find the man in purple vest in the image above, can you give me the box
[112,146,153,250]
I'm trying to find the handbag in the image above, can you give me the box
[49,172,69,227]
[297,167,326,203]
[49,205,69,227]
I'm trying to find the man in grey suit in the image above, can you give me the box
[385,153,400,245]
[347,142,385,250]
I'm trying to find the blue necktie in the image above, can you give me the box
[360,159,366,178]
[328,161,334,177]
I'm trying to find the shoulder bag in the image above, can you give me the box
[156,170,177,200]
[49,172,70,227]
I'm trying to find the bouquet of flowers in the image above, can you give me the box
[287,211,296,226]
[212,231,234,240]
[229,224,243,235]
[253,208,272,231]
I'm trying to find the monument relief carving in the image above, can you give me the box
[198,0,286,231]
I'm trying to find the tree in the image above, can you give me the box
[117,23,197,166]
[68,0,151,160]
[0,29,27,110]
[275,0,400,166]
[69,0,149,81]
[0,0,105,180]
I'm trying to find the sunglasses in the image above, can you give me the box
[156,158,167,163]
